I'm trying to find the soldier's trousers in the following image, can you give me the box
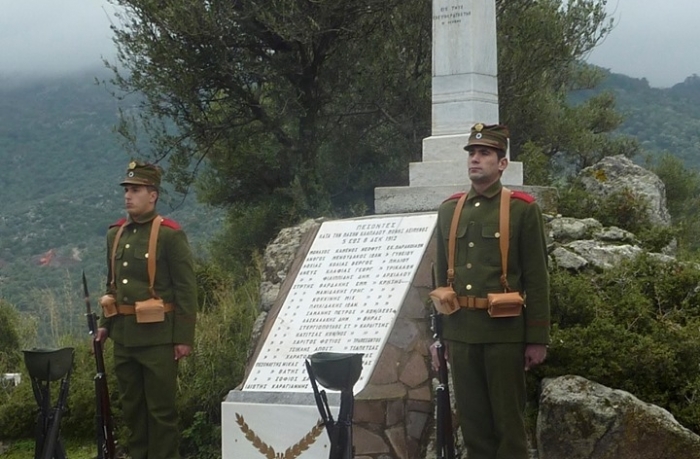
[448,341,528,459]
[114,343,180,459]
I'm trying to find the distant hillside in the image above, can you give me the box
[0,68,221,340]
[576,70,700,169]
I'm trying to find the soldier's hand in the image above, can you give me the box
[95,327,109,343]
[174,344,192,361]
[524,344,547,371]
[429,340,449,371]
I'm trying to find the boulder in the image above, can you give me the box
[537,375,700,459]
[578,155,671,226]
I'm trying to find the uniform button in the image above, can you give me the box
[495,232,500,238]
[475,202,481,207]
[122,279,128,284]
[123,297,129,302]
[466,284,473,290]
[125,244,130,249]
[468,242,474,247]
[466,263,472,269]
[123,261,128,267]
[145,253,149,259]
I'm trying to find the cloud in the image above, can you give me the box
[0,0,116,77]
[588,0,700,87]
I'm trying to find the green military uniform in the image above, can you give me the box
[435,125,550,459]
[99,162,197,459]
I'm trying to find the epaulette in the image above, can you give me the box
[512,191,536,203]
[109,218,127,229]
[442,192,466,203]
[161,218,181,230]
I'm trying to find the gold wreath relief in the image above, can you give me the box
[236,413,325,459]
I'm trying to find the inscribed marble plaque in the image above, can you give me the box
[243,213,438,393]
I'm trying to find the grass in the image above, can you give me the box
[0,438,95,458]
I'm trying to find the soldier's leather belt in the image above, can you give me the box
[458,296,489,309]
[117,303,175,315]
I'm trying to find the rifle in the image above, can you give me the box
[431,264,455,459]
[83,272,116,459]
[40,366,71,459]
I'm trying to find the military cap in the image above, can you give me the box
[120,160,162,188]
[464,123,510,153]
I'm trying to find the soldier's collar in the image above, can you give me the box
[467,181,502,200]
[127,208,159,225]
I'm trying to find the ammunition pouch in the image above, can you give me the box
[99,295,118,318]
[429,286,460,315]
[487,292,524,318]
[134,298,166,323]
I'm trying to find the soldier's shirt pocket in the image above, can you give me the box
[132,244,150,261]
[441,220,470,264]
[481,224,514,240]
[132,244,162,261]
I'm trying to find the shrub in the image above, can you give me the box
[177,264,260,457]
[532,255,700,434]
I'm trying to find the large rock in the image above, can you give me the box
[537,375,700,459]
[578,155,671,226]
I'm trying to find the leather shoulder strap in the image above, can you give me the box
[447,193,468,286]
[148,216,163,298]
[499,187,512,291]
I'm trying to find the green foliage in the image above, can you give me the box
[0,301,22,372]
[557,181,676,251]
[177,264,260,458]
[181,411,221,459]
[534,255,700,433]
[0,438,95,459]
[519,142,552,186]
[208,202,289,282]
[557,182,648,232]
[0,381,34,439]
[651,153,700,256]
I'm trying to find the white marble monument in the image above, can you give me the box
[222,214,438,459]
[375,0,523,214]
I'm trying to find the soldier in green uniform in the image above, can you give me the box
[95,161,197,459]
[431,124,550,459]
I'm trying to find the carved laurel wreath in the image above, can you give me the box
[235,413,325,459]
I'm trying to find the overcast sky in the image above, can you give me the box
[0,0,698,88]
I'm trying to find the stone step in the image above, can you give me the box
[409,159,523,187]
[374,184,557,215]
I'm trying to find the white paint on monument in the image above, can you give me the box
[243,213,438,394]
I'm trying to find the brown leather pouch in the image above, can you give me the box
[99,294,118,318]
[135,298,165,323]
[429,286,460,315]
[487,292,524,318]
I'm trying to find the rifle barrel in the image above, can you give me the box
[82,271,116,459]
